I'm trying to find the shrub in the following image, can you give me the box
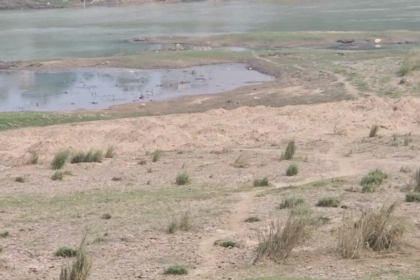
[176,172,189,185]
[316,197,340,208]
[406,193,420,202]
[337,202,406,258]
[15,177,25,183]
[59,237,92,280]
[281,140,296,160]
[255,210,310,263]
[26,151,39,165]
[167,212,191,234]
[0,231,9,238]
[279,197,304,209]
[361,169,388,193]
[164,265,188,275]
[253,177,269,187]
[398,48,420,77]
[219,240,236,248]
[286,163,298,176]
[369,125,379,137]
[244,216,260,223]
[71,150,103,164]
[105,145,116,158]
[152,150,162,162]
[55,247,77,258]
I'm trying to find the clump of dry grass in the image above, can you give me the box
[316,197,340,208]
[25,151,39,165]
[52,149,71,170]
[71,150,103,164]
[167,212,191,234]
[59,237,92,280]
[152,150,162,162]
[255,210,310,263]
[233,155,249,168]
[281,140,296,160]
[105,145,116,158]
[253,177,269,187]
[413,169,420,192]
[337,202,406,259]
[175,172,190,185]
[369,125,379,137]
[398,48,420,77]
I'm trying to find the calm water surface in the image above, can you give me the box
[1,0,420,61]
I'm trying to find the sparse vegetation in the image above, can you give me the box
[105,145,116,158]
[138,159,147,165]
[398,48,420,77]
[52,150,71,170]
[59,237,92,280]
[281,140,296,160]
[71,150,103,164]
[369,125,379,137]
[316,197,340,208]
[15,176,25,183]
[406,193,420,202]
[279,197,304,209]
[360,169,388,193]
[233,155,249,168]
[286,163,298,176]
[52,171,64,181]
[26,151,39,165]
[244,216,260,223]
[101,213,112,220]
[254,177,269,187]
[413,169,420,192]
[111,177,122,181]
[176,172,190,185]
[164,265,188,275]
[404,136,411,146]
[0,231,9,238]
[167,212,191,233]
[55,246,77,258]
[152,150,162,162]
[337,202,406,259]
[256,210,310,263]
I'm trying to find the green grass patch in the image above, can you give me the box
[286,163,298,176]
[55,246,77,258]
[176,172,190,185]
[164,265,188,275]
[361,169,388,193]
[51,149,71,170]
[316,197,340,208]
[398,48,420,77]
[406,193,420,202]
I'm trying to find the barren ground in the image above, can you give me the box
[1,33,420,280]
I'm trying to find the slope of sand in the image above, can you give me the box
[1,96,420,280]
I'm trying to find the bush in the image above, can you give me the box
[255,210,310,263]
[219,240,236,248]
[52,150,71,170]
[71,150,103,164]
[253,177,269,187]
[337,202,406,258]
[0,231,9,238]
[279,197,304,209]
[164,265,188,275]
[55,247,77,258]
[176,172,189,185]
[286,163,298,176]
[369,125,379,137]
[59,237,92,280]
[15,176,25,183]
[244,216,260,223]
[406,193,420,202]
[398,49,420,77]
[281,140,296,160]
[361,169,388,193]
[316,197,340,208]
[26,151,39,165]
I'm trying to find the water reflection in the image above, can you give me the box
[0,64,273,112]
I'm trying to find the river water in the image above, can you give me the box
[1,0,420,61]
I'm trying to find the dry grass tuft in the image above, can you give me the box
[255,210,310,263]
[281,140,296,160]
[233,155,249,168]
[253,177,269,187]
[398,48,420,77]
[152,150,162,162]
[360,169,388,193]
[413,169,420,192]
[105,145,116,158]
[59,236,92,280]
[25,151,39,165]
[369,125,379,137]
[52,149,71,170]
[167,212,191,234]
[71,150,103,164]
[316,197,340,208]
[337,202,406,258]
